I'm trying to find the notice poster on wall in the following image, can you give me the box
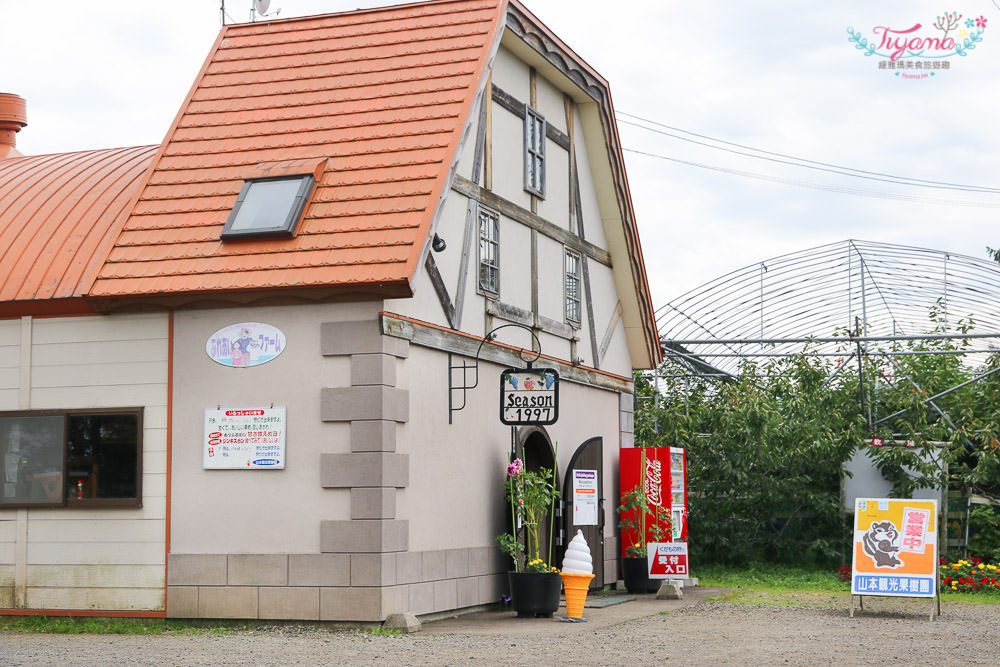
[851,497,937,598]
[203,407,286,469]
[572,469,598,526]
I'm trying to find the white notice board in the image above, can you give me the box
[572,469,598,526]
[204,407,286,469]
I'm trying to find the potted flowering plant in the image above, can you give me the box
[618,481,671,593]
[496,456,562,616]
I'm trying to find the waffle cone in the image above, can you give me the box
[560,572,595,618]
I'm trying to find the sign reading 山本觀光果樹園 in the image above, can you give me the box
[851,498,938,598]
[499,368,558,425]
[204,406,286,469]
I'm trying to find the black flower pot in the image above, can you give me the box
[622,557,659,594]
[508,571,562,617]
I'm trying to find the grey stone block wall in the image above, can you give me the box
[166,547,507,621]
[321,320,410,557]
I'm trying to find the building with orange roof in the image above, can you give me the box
[0,0,660,623]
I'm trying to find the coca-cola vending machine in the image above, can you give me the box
[619,446,688,558]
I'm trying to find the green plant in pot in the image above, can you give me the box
[496,455,561,617]
[618,468,672,593]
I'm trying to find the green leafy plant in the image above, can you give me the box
[968,505,1000,562]
[496,456,560,573]
[617,477,671,558]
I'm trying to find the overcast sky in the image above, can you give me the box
[4,0,998,308]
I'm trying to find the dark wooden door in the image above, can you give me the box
[562,437,604,589]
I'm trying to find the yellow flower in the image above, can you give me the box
[953,564,961,569]
[980,563,986,570]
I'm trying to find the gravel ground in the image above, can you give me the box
[2,595,999,666]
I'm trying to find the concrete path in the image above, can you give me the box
[419,586,723,636]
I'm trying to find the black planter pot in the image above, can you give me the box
[508,571,562,617]
[622,557,659,594]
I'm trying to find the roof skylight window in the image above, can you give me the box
[220,174,314,240]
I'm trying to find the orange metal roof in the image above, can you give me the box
[91,0,505,301]
[0,146,156,315]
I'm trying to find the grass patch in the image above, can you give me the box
[697,562,848,593]
[365,627,402,637]
[0,617,249,635]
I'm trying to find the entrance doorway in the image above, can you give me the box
[516,427,557,568]
[562,437,604,588]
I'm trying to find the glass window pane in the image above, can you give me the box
[0,416,64,505]
[229,179,303,232]
[67,414,139,500]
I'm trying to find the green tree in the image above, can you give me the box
[637,307,1000,565]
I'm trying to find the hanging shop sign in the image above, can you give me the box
[204,406,286,469]
[851,497,937,598]
[499,367,559,425]
[648,542,689,579]
[206,322,286,368]
[572,469,599,526]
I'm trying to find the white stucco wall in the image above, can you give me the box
[169,302,380,554]
[398,343,621,558]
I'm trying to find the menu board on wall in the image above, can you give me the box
[203,407,286,469]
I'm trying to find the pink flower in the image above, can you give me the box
[507,458,524,477]
[976,16,988,29]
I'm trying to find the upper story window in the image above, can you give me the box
[565,248,582,325]
[524,108,546,198]
[478,205,500,297]
[221,174,314,240]
[0,409,142,509]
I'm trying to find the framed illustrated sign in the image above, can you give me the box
[206,322,286,368]
[499,368,558,425]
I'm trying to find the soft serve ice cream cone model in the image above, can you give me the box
[560,529,595,618]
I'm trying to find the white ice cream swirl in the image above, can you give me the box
[561,529,593,574]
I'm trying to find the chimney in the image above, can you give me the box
[0,93,27,159]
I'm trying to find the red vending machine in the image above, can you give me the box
[619,446,688,558]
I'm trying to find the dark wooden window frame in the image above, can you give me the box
[564,247,582,327]
[220,174,314,240]
[523,107,546,198]
[0,407,143,509]
[477,204,501,299]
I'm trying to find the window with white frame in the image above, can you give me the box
[524,108,545,197]
[478,205,500,296]
[565,248,581,325]
[0,409,142,508]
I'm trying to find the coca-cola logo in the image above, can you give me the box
[645,458,663,507]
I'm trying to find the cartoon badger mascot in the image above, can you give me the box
[862,521,902,568]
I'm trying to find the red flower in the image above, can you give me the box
[975,16,988,29]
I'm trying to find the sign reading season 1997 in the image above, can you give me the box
[204,407,286,469]
[500,368,558,425]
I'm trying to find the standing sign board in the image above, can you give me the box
[648,542,689,579]
[500,368,558,425]
[851,498,937,598]
[572,469,598,526]
[204,407,286,469]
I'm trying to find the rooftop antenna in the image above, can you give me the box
[251,0,281,22]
